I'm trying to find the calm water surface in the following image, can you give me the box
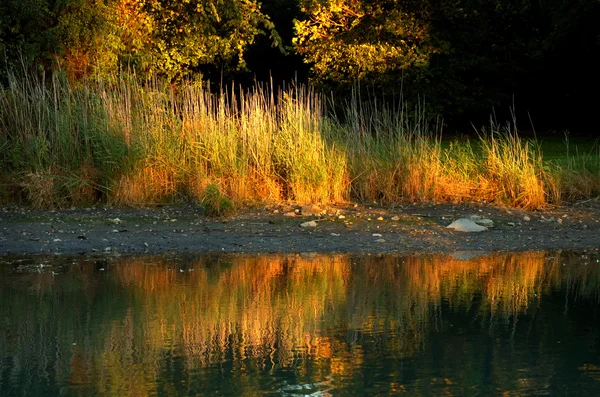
[1,251,599,396]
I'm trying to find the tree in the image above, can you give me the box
[0,0,65,81]
[56,0,283,81]
[129,0,283,80]
[293,0,441,87]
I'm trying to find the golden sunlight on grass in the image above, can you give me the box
[2,73,598,209]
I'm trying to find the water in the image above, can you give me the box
[1,251,599,396]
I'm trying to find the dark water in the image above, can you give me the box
[1,251,599,396]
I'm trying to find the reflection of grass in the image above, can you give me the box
[2,252,600,395]
[1,73,599,209]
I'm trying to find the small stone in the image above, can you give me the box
[523,216,531,222]
[104,247,112,252]
[272,209,279,214]
[109,218,123,224]
[372,233,382,237]
[507,222,516,226]
[583,224,588,229]
[302,204,322,216]
[375,239,386,243]
[474,218,494,227]
[53,238,62,242]
[284,211,297,217]
[377,216,384,221]
[330,233,340,236]
[338,215,346,219]
[557,218,563,224]
[300,221,318,228]
[391,216,400,221]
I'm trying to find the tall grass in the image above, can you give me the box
[1,72,598,209]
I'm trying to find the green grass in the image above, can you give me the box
[1,72,599,210]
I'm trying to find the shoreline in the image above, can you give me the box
[1,201,600,256]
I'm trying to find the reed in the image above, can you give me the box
[1,72,598,209]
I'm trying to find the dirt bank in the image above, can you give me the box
[1,200,600,256]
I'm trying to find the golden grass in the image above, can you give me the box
[1,73,598,209]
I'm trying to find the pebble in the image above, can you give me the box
[377,216,384,221]
[301,204,322,216]
[372,233,382,237]
[391,216,400,221]
[474,219,494,227]
[375,239,386,243]
[523,216,531,222]
[338,215,346,219]
[300,221,317,228]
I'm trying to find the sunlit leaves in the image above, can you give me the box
[293,0,438,84]
[134,0,282,80]
[54,0,281,81]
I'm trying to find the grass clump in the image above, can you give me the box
[1,71,599,210]
[201,184,235,217]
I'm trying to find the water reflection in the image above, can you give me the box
[1,251,599,396]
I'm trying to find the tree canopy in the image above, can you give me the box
[1,0,599,130]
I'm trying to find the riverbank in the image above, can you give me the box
[1,200,600,256]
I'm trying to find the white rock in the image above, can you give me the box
[300,221,318,228]
[523,216,531,222]
[446,218,487,232]
[338,215,346,219]
[284,211,297,217]
[372,233,382,237]
[391,216,400,221]
[377,216,384,221]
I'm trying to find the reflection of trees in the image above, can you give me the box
[1,251,599,395]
